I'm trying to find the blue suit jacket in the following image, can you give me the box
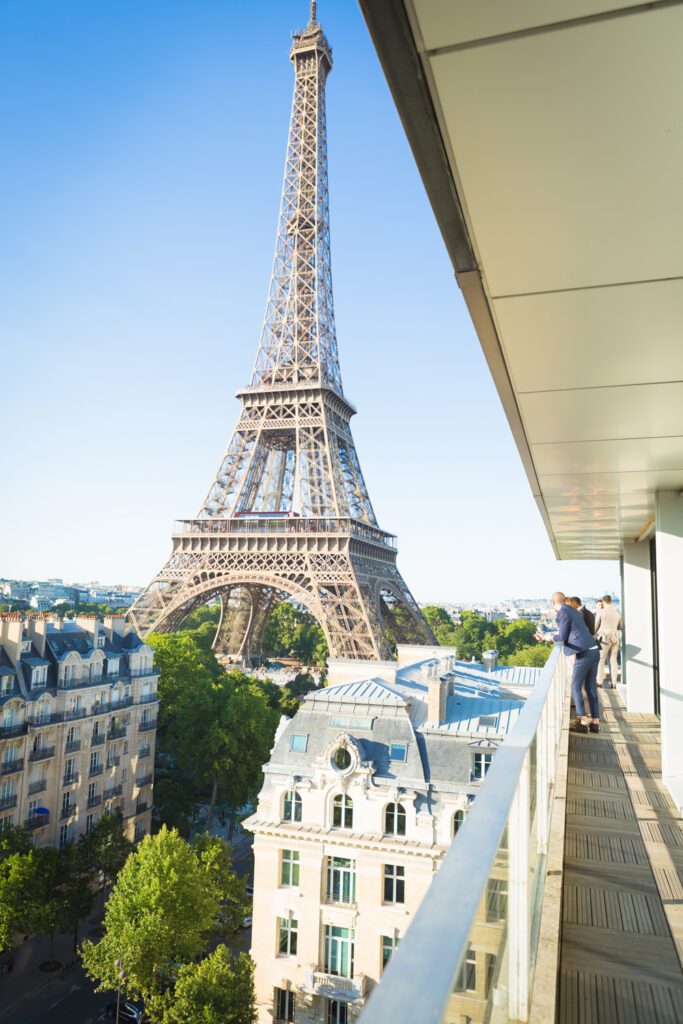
[553,604,598,656]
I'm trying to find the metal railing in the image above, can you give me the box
[60,803,77,820]
[138,747,151,759]
[139,720,156,732]
[89,764,104,778]
[0,723,28,738]
[136,773,154,788]
[25,811,50,829]
[137,693,159,705]
[28,779,47,795]
[173,516,397,548]
[65,739,81,754]
[359,645,567,1024]
[0,794,17,811]
[0,759,24,775]
[87,794,102,809]
[62,773,79,787]
[29,746,55,762]
[91,733,105,746]
[103,784,123,800]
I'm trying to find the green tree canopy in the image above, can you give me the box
[164,947,256,1024]
[81,827,221,1004]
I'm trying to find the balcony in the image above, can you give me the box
[136,774,153,788]
[303,970,366,1003]
[60,803,77,821]
[0,759,24,776]
[138,719,157,732]
[107,727,127,741]
[91,733,105,747]
[26,713,59,728]
[106,756,121,769]
[358,649,683,1024]
[0,723,28,739]
[135,801,149,815]
[103,784,123,800]
[65,739,81,754]
[25,811,50,830]
[62,773,79,787]
[89,764,104,778]
[138,746,151,759]
[29,746,55,762]
[0,794,17,811]
[87,794,102,809]
[137,693,159,705]
[174,515,397,549]
[130,666,160,679]
[28,779,47,795]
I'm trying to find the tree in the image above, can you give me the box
[164,948,257,1024]
[192,834,249,937]
[506,644,550,668]
[422,605,455,640]
[82,811,133,899]
[24,847,64,966]
[261,601,328,665]
[81,827,220,1006]
[58,840,96,952]
[0,845,39,950]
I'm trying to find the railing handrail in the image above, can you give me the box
[359,644,563,1024]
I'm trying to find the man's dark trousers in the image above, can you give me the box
[572,648,600,718]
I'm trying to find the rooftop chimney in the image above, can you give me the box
[482,650,499,673]
[427,676,447,726]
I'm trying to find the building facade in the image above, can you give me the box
[245,644,533,1024]
[0,614,158,845]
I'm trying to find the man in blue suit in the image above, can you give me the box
[538,591,601,734]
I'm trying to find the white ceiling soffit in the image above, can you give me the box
[360,0,683,560]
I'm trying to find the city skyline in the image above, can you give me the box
[0,0,620,603]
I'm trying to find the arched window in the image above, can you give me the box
[453,809,465,837]
[384,802,406,836]
[332,793,353,829]
[283,791,302,823]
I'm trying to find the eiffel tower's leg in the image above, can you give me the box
[212,586,279,665]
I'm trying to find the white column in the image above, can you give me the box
[655,491,683,810]
[622,541,655,714]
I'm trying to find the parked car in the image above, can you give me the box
[241,915,253,929]
[105,999,145,1022]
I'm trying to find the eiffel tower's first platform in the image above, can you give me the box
[129,4,435,662]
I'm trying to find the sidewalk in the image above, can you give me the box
[0,911,101,1020]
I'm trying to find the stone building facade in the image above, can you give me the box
[245,645,531,1024]
[0,614,158,845]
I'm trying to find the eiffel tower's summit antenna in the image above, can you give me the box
[129,7,435,662]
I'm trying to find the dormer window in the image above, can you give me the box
[96,636,105,648]
[32,666,48,689]
[0,677,13,697]
[21,640,32,654]
[290,734,308,753]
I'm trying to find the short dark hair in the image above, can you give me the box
[601,594,612,603]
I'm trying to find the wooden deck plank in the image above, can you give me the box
[557,690,683,1023]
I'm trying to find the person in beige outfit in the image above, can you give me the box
[595,595,623,687]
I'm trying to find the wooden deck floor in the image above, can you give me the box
[558,690,683,1024]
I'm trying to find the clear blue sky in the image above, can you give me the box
[0,0,618,603]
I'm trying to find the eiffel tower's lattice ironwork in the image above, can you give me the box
[129,3,435,661]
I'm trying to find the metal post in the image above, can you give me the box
[508,752,530,1022]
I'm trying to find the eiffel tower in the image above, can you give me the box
[129,3,435,662]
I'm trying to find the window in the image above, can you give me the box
[389,742,407,762]
[274,987,295,1023]
[90,751,100,772]
[486,878,508,923]
[381,933,399,971]
[326,857,356,904]
[32,665,47,688]
[278,916,298,957]
[453,809,465,836]
[1,709,13,728]
[0,780,14,801]
[290,734,308,752]
[333,747,351,771]
[64,758,76,783]
[61,792,72,813]
[28,799,38,820]
[66,725,76,745]
[59,824,69,849]
[324,925,354,979]
[472,752,493,780]
[454,945,476,992]
[283,791,302,822]
[88,782,98,802]
[281,850,300,887]
[485,953,497,999]
[86,813,94,835]
[384,802,406,836]
[332,793,353,829]
[96,635,105,648]
[326,1001,347,1024]
[0,676,13,696]
[0,816,14,831]
[383,864,405,904]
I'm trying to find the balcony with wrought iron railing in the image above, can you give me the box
[103,784,123,800]
[107,726,127,741]
[138,719,157,732]
[136,773,154,788]
[65,739,81,754]
[25,811,50,830]
[29,745,55,762]
[89,763,104,778]
[0,723,28,739]
[91,732,105,746]
[0,794,18,812]
[28,778,47,795]
[87,794,102,809]
[60,803,77,821]
[0,758,24,776]
[62,772,79,787]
